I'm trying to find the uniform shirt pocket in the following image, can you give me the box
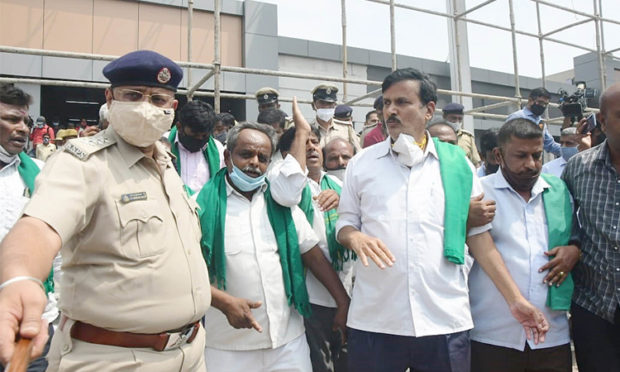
[115,199,166,258]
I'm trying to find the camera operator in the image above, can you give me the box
[506,87,561,157]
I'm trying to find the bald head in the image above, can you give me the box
[428,122,457,145]
[600,82,620,117]
[599,82,620,153]
[323,137,354,170]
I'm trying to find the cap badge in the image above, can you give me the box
[157,67,172,84]
[263,94,269,100]
[326,88,332,95]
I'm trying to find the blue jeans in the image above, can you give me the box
[347,328,470,372]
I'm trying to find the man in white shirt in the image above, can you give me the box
[542,127,582,178]
[0,83,56,372]
[336,68,549,372]
[168,100,225,194]
[276,126,352,371]
[469,118,579,372]
[197,122,350,372]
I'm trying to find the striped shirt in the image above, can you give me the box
[562,141,620,323]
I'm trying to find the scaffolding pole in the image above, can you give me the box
[343,88,382,106]
[508,0,521,109]
[341,0,348,101]
[389,0,396,71]
[213,0,222,113]
[187,0,194,99]
[187,70,215,99]
[593,0,606,91]
[535,2,546,88]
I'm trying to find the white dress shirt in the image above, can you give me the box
[468,169,570,350]
[305,173,354,308]
[542,157,567,178]
[267,153,309,207]
[204,179,319,351]
[336,136,488,337]
[175,134,225,193]
[0,155,58,323]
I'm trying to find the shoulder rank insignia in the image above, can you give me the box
[64,134,116,161]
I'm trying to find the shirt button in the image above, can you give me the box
[62,344,70,352]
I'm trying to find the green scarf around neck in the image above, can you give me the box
[298,175,355,271]
[539,173,574,311]
[168,126,221,194]
[196,167,312,317]
[433,138,472,265]
[16,152,54,294]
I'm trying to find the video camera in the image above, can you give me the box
[558,81,597,121]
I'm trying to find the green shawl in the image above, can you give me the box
[168,126,221,195]
[16,152,54,294]
[298,175,355,271]
[540,173,574,311]
[433,138,473,265]
[196,168,312,317]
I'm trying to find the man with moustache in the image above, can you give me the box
[562,82,620,371]
[322,137,355,182]
[0,50,210,371]
[469,118,579,372]
[197,122,349,372]
[336,68,549,372]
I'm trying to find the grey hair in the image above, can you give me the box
[561,127,577,136]
[226,121,278,155]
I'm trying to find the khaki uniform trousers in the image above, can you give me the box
[46,318,207,372]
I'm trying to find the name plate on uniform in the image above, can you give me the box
[120,192,147,203]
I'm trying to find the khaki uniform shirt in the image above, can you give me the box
[314,119,361,152]
[35,143,56,162]
[24,128,211,333]
[457,129,481,165]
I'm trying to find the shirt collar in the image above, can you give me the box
[593,140,612,164]
[494,167,549,199]
[0,156,19,174]
[377,131,438,161]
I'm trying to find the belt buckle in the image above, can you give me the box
[163,323,196,351]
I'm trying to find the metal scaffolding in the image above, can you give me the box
[0,0,614,122]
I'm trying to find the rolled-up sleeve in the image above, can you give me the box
[267,154,308,207]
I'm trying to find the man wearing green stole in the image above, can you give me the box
[469,118,579,372]
[197,122,350,372]
[168,100,225,194]
[336,68,550,372]
[0,84,56,372]
[276,125,352,372]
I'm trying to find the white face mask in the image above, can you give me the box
[392,133,425,168]
[326,168,346,182]
[109,100,175,147]
[316,108,335,122]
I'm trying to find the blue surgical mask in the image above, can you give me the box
[561,146,578,161]
[229,164,266,192]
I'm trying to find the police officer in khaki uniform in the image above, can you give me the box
[255,87,281,112]
[0,50,210,371]
[255,87,294,129]
[311,84,361,152]
[443,102,481,165]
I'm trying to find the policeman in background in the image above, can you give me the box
[0,50,210,371]
[443,102,481,165]
[255,87,281,112]
[311,84,361,152]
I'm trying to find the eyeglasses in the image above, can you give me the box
[114,88,175,107]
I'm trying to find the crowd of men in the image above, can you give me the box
[0,49,617,372]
